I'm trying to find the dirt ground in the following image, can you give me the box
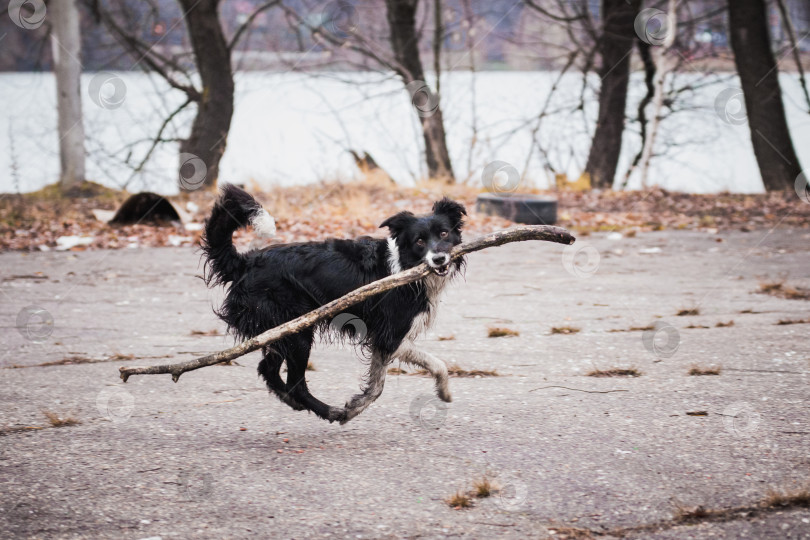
[1,227,809,539]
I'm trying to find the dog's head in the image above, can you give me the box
[380,198,466,276]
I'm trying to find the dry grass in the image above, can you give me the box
[472,476,499,498]
[546,527,596,539]
[26,355,96,367]
[42,411,81,428]
[108,352,136,361]
[488,327,519,338]
[776,318,810,325]
[608,325,655,333]
[7,180,810,252]
[685,324,710,329]
[410,364,500,378]
[762,487,810,508]
[437,335,456,341]
[306,362,316,372]
[190,329,221,336]
[550,326,580,335]
[444,490,473,509]
[586,367,641,378]
[688,365,722,376]
[253,177,483,226]
[758,281,810,300]
[673,503,712,521]
[4,352,160,370]
[448,365,499,377]
[715,320,735,327]
[7,355,97,368]
[676,307,700,316]
[387,367,408,375]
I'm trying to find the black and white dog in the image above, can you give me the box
[202,185,466,424]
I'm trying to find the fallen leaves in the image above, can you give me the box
[550,326,580,335]
[586,367,642,378]
[487,327,519,338]
[757,281,810,301]
[3,182,808,253]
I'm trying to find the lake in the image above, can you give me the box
[2,70,808,194]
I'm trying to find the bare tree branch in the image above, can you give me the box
[90,2,201,101]
[122,97,193,189]
[774,0,810,113]
[229,0,283,52]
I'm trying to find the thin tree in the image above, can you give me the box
[52,0,87,193]
[386,0,454,182]
[584,0,640,189]
[175,0,233,190]
[281,0,456,183]
[91,0,279,190]
[728,0,803,191]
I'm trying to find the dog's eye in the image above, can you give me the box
[416,238,425,247]
[440,231,448,238]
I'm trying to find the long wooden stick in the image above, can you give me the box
[119,225,575,383]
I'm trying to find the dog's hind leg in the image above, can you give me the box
[258,347,304,411]
[338,351,388,425]
[282,333,346,423]
[396,342,452,403]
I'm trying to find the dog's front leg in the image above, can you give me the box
[396,342,452,403]
[339,351,388,425]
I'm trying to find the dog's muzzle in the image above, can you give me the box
[428,253,451,276]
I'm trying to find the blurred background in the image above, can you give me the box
[1,0,809,196]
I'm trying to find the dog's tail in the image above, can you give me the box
[201,184,276,286]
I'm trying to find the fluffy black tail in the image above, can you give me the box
[202,184,276,286]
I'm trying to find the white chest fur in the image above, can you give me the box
[406,272,450,341]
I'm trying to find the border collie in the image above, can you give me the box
[202,185,466,424]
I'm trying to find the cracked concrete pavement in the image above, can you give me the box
[1,228,809,538]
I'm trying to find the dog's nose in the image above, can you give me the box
[432,254,449,266]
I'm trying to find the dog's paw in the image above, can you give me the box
[327,407,347,424]
[339,407,365,425]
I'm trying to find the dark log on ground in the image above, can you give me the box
[119,225,575,383]
[109,192,181,226]
[476,194,557,225]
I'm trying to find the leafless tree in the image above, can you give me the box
[88,0,280,191]
[774,0,810,113]
[583,0,641,189]
[281,0,455,182]
[729,0,804,190]
[52,0,87,192]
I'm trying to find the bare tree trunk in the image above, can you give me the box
[729,0,803,191]
[386,0,455,183]
[584,0,640,189]
[620,38,654,190]
[51,0,86,193]
[177,0,234,191]
[638,0,677,188]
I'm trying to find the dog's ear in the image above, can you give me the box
[380,211,416,237]
[433,198,467,230]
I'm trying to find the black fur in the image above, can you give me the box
[201,185,465,423]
